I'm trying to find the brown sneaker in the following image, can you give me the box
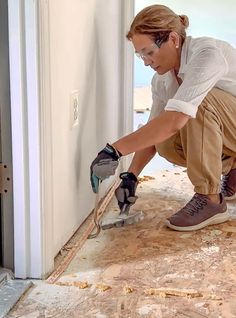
[221,168,236,200]
[166,193,229,231]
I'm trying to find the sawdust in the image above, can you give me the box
[68,273,77,278]
[221,225,236,233]
[201,229,223,243]
[7,167,236,318]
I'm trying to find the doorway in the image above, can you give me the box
[0,0,14,271]
[132,17,173,175]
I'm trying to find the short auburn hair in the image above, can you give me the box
[127,5,189,41]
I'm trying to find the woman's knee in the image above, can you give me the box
[157,141,172,159]
[156,135,186,166]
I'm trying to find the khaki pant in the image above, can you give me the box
[156,88,236,194]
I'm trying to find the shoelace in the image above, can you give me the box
[221,175,235,196]
[185,194,208,216]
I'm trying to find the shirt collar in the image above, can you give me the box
[178,36,192,77]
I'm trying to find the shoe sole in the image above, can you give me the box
[225,193,236,201]
[165,210,230,232]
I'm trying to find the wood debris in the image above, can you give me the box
[177,310,208,318]
[73,281,89,289]
[46,180,120,284]
[138,175,155,183]
[95,284,111,292]
[55,281,89,289]
[144,288,203,298]
[123,286,134,294]
[222,226,236,233]
[204,294,223,300]
[144,288,223,300]
[55,281,73,287]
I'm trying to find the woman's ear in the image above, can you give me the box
[169,31,180,48]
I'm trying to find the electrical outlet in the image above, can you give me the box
[70,90,79,128]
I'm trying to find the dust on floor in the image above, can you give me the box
[7,167,236,318]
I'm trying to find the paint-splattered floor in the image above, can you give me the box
[7,167,236,318]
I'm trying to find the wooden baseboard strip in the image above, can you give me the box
[46,180,119,284]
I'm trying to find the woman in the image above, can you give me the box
[90,4,236,231]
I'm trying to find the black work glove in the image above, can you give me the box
[115,172,138,214]
[90,143,122,193]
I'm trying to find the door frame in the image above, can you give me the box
[8,0,54,279]
[119,0,135,171]
[0,0,14,270]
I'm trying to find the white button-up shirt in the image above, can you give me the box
[149,36,236,119]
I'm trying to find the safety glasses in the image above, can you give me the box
[135,31,170,61]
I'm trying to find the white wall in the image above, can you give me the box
[47,0,134,256]
[8,0,134,278]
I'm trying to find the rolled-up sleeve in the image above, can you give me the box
[165,47,228,118]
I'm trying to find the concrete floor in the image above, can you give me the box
[6,167,236,318]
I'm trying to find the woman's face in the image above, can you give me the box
[131,33,181,75]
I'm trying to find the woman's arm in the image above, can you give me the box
[128,145,156,176]
[113,110,190,156]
